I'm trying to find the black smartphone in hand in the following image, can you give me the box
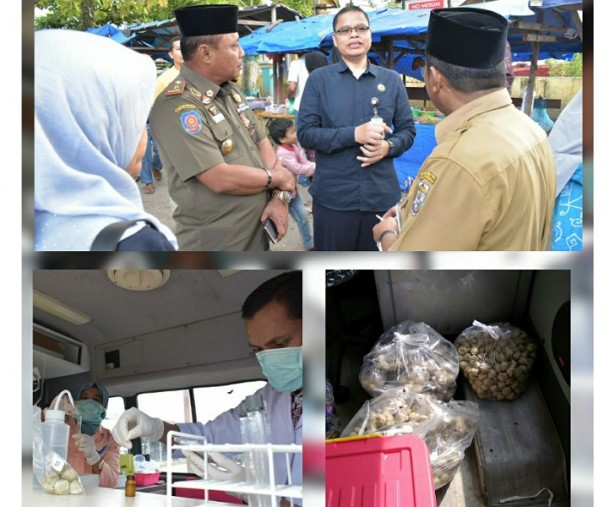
[263,218,278,243]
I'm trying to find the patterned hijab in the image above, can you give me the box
[34,29,178,251]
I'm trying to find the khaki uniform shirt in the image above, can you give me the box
[390,89,556,251]
[150,65,269,251]
[153,66,179,102]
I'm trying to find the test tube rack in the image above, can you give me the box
[166,431,302,507]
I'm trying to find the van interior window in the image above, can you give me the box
[102,396,125,432]
[193,381,267,423]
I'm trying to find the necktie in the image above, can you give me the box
[291,390,303,428]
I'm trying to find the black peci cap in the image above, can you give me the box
[425,7,509,69]
[175,4,239,37]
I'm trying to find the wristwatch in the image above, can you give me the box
[386,139,395,154]
[376,229,398,251]
[92,458,104,474]
[272,189,292,205]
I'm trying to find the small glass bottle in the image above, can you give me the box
[125,474,136,497]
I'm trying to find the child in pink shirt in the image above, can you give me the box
[268,119,315,250]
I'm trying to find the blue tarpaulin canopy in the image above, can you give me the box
[238,1,582,191]
[86,23,133,44]
[120,4,304,57]
[240,0,582,69]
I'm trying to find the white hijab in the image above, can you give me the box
[35,29,178,251]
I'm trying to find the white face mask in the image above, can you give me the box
[256,346,303,392]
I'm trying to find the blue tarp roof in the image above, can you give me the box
[86,23,133,44]
[239,0,582,79]
[118,4,304,56]
[239,14,335,55]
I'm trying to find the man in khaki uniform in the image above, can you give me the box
[373,8,556,251]
[153,36,183,102]
[150,4,295,251]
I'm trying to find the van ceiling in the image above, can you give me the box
[32,269,288,349]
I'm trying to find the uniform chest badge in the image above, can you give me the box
[180,110,203,135]
[189,87,202,98]
[240,113,250,128]
[411,181,431,216]
[377,83,385,92]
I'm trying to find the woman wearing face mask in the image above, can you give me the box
[47,381,120,487]
[111,272,303,506]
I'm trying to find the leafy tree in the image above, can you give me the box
[545,53,582,78]
[34,0,314,31]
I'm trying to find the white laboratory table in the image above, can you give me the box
[31,485,235,507]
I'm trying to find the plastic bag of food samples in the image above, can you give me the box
[341,388,479,490]
[359,320,459,401]
[455,320,538,400]
[33,406,85,495]
[422,400,479,489]
[341,387,438,438]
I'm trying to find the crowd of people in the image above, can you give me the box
[34,3,580,252]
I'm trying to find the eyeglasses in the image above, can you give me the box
[334,25,370,37]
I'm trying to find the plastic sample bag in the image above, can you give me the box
[422,400,479,489]
[340,387,479,490]
[341,387,438,438]
[326,380,340,439]
[33,405,85,495]
[359,320,459,401]
[531,96,555,133]
[455,321,538,400]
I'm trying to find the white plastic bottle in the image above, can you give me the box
[41,389,74,461]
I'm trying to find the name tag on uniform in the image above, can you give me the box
[236,104,250,114]
[212,113,226,123]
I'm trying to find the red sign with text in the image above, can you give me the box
[406,0,446,10]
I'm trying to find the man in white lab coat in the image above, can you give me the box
[111,271,302,506]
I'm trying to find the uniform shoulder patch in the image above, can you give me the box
[411,180,431,216]
[165,79,186,96]
[418,170,437,184]
[180,109,203,135]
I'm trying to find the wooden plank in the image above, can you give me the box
[511,98,562,109]
[523,33,557,43]
[514,21,570,34]
[462,379,569,507]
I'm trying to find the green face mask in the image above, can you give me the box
[76,399,106,436]
[256,346,303,392]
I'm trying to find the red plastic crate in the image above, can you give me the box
[135,472,160,486]
[326,435,436,507]
[174,477,244,504]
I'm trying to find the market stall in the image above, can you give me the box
[238,1,582,189]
